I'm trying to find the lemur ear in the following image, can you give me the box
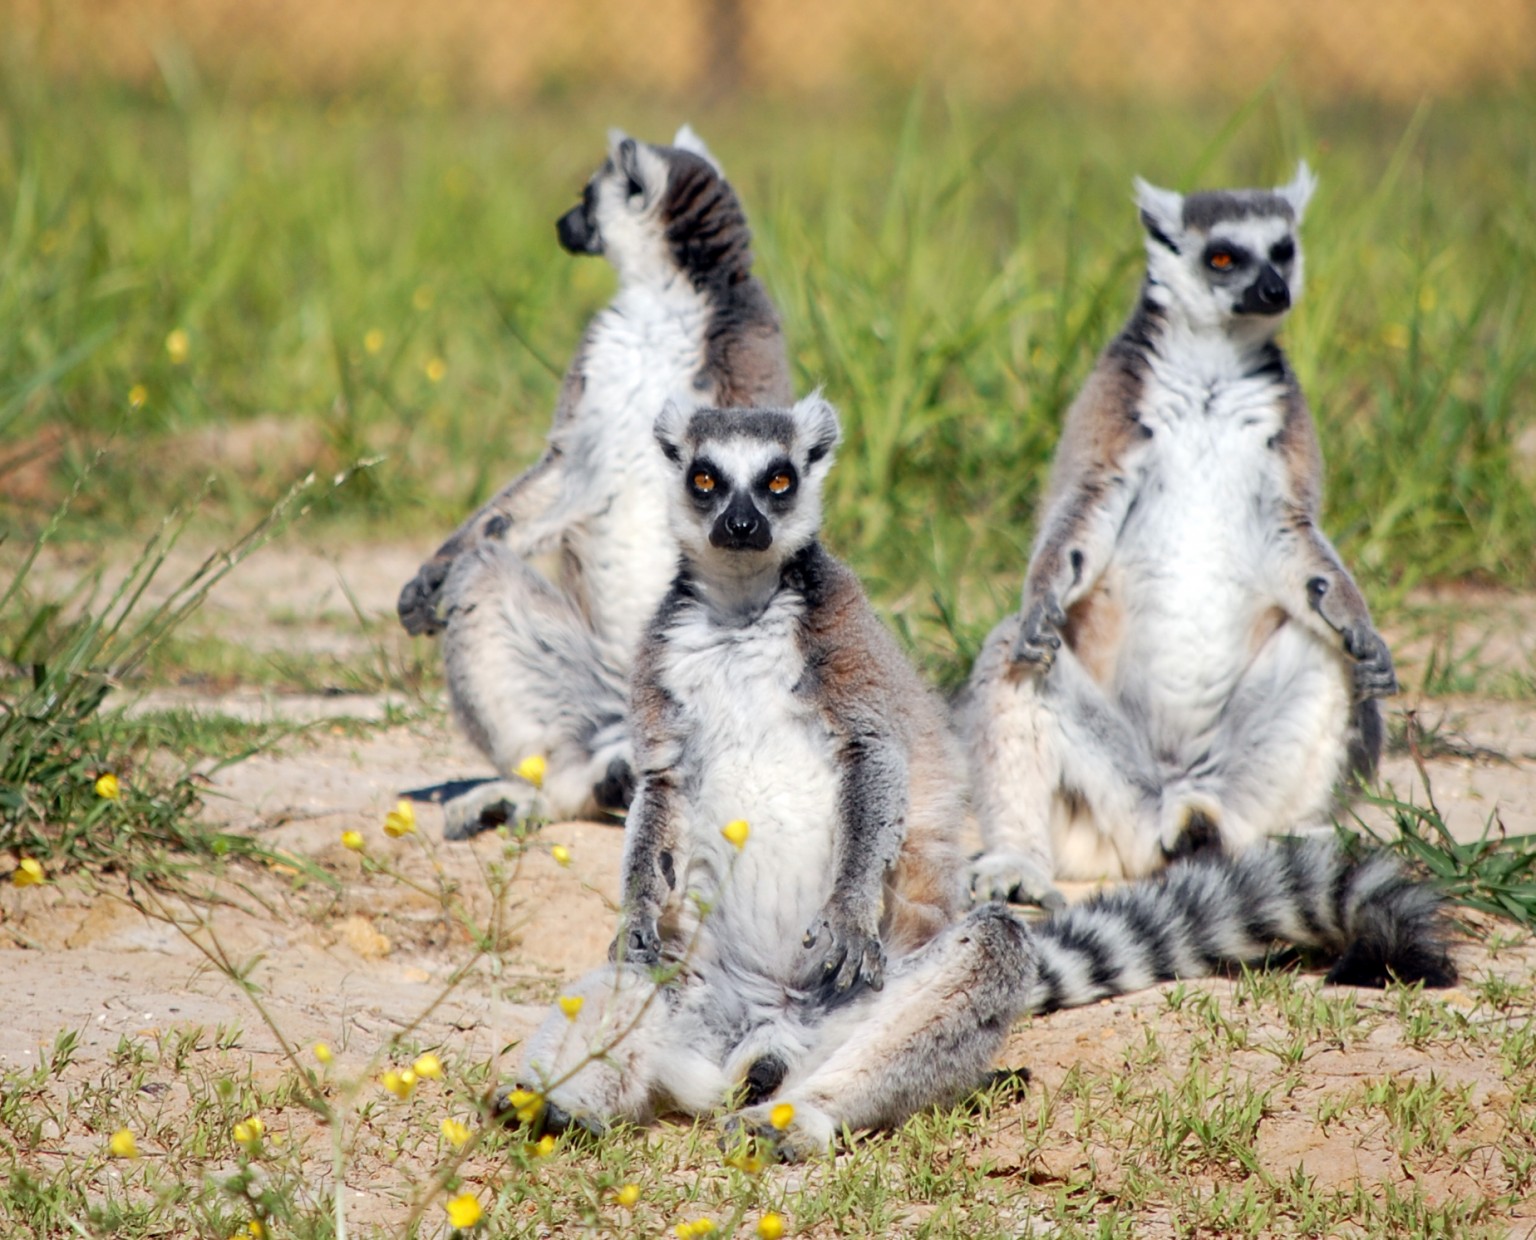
[1279,161,1317,222]
[1134,177,1185,254]
[793,391,842,470]
[608,129,667,205]
[654,401,690,465]
[672,124,722,174]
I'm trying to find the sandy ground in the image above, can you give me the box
[3,540,1535,1234]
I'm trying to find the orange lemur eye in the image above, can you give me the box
[768,474,792,494]
[692,471,715,493]
[1208,250,1235,270]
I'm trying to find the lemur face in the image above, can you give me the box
[1134,163,1316,333]
[555,126,745,288]
[654,397,842,571]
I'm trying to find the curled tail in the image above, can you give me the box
[1025,838,1458,1014]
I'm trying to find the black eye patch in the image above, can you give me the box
[687,458,726,505]
[1202,242,1252,273]
[1269,237,1296,265]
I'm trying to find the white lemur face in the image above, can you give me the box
[1133,163,1316,335]
[654,395,842,575]
[555,125,733,288]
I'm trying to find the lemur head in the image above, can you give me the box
[1133,163,1316,338]
[654,395,842,585]
[555,125,754,290]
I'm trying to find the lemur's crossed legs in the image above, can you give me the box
[967,612,1359,897]
[517,907,1034,1160]
[439,543,634,838]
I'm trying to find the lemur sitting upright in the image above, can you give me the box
[396,126,792,838]
[964,164,1398,907]
[514,397,1453,1162]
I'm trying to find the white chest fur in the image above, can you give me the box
[565,282,710,652]
[1108,351,1291,737]
[657,594,840,978]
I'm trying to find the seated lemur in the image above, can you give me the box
[964,165,1398,907]
[397,127,792,838]
[513,397,1453,1162]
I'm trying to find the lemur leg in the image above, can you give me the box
[721,906,1036,1161]
[440,542,634,838]
[1160,620,1355,856]
[966,614,1163,898]
[515,965,729,1133]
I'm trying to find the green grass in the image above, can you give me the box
[2,65,1533,686]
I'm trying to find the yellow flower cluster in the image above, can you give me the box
[720,819,750,849]
[382,1068,417,1098]
[615,1184,641,1208]
[758,1215,787,1240]
[341,831,364,852]
[12,858,44,888]
[503,1087,542,1125]
[313,1042,334,1064]
[109,1128,139,1158]
[514,754,547,789]
[550,844,572,867]
[95,773,121,800]
[232,1115,265,1144]
[383,800,417,837]
[557,995,584,1021]
[769,1102,795,1131]
[440,1117,472,1148]
[444,1192,482,1229]
[675,1219,717,1238]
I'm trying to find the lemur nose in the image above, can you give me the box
[726,512,759,537]
[1253,265,1290,311]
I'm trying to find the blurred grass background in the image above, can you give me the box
[2,0,1534,685]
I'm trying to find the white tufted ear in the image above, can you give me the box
[792,391,842,471]
[606,128,670,206]
[1133,176,1185,249]
[1279,161,1318,222]
[672,123,722,174]
[654,400,692,465]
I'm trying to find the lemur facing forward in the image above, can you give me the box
[396,126,792,838]
[514,399,1453,1163]
[965,164,1399,907]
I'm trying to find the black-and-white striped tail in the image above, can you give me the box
[1025,838,1458,1014]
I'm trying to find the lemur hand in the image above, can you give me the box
[1010,593,1067,670]
[802,910,886,998]
[1344,625,1398,700]
[397,555,454,636]
[609,913,662,967]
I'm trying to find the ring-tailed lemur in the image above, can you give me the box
[512,398,1453,1162]
[964,164,1399,907]
[396,126,793,838]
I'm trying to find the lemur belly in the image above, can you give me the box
[1101,372,1287,757]
[566,290,709,652]
[660,601,839,982]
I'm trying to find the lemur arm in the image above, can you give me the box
[397,333,596,637]
[801,726,907,998]
[1268,392,1397,700]
[610,622,688,966]
[1013,372,1145,667]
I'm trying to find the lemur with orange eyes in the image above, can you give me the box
[964,165,1397,908]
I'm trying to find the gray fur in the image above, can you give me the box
[396,126,792,834]
[965,165,1395,901]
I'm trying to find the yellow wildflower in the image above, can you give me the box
[614,1183,641,1208]
[424,356,447,383]
[165,329,190,364]
[725,1149,764,1174]
[383,800,417,837]
[128,384,149,409]
[513,754,547,789]
[550,844,572,867]
[676,1220,717,1238]
[232,1115,265,1144]
[340,831,364,852]
[12,858,45,887]
[364,328,385,354]
[95,773,121,800]
[109,1128,139,1158]
[413,1052,443,1080]
[313,1042,333,1063]
[557,995,584,1021]
[443,1193,482,1229]
[769,1102,795,1131]
[720,819,750,849]
[757,1213,786,1239]
[534,1133,556,1157]
[440,1117,471,1148]
[247,1224,266,1239]
[504,1087,541,1125]
[382,1069,416,1098]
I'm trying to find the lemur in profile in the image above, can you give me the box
[964,164,1400,907]
[396,127,792,838]
[514,398,1453,1162]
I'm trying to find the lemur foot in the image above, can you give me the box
[442,780,538,841]
[801,913,885,998]
[492,1084,606,1139]
[1158,797,1228,864]
[719,1100,837,1164]
[1009,594,1067,670]
[968,851,1066,911]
